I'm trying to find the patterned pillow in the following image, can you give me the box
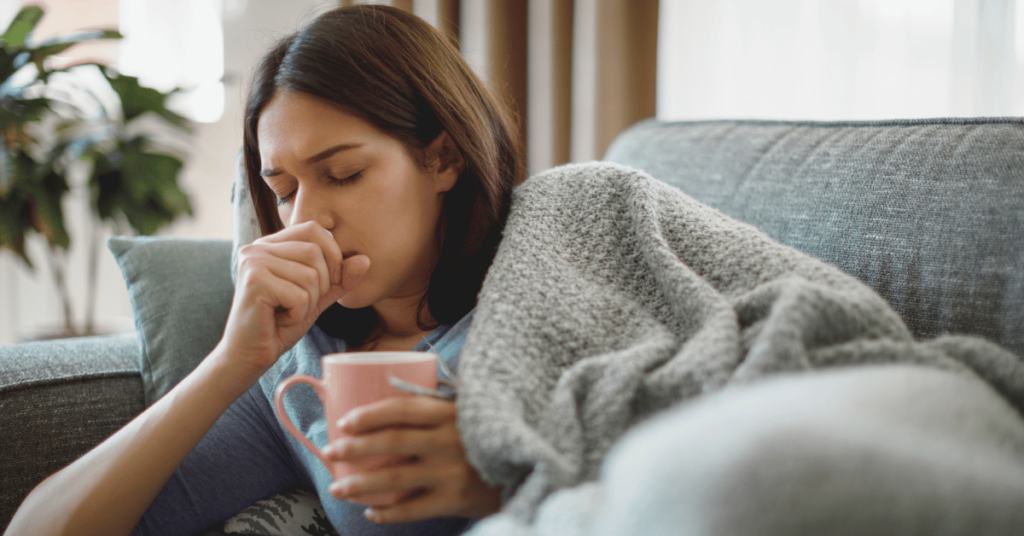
[196,485,339,536]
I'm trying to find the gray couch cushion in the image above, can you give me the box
[605,118,1024,358]
[0,333,144,532]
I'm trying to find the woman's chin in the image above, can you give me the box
[338,289,373,310]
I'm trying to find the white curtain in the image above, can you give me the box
[658,0,1021,121]
[119,0,226,123]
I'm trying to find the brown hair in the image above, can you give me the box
[243,5,523,344]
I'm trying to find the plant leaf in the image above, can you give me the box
[28,41,77,63]
[117,139,154,202]
[1,6,45,51]
[87,149,122,222]
[0,196,32,268]
[105,72,191,130]
[153,105,192,132]
[89,144,193,235]
[31,30,123,79]
[106,74,168,123]
[35,29,122,48]
[5,96,50,124]
[148,153,192,217]
[31,168,71,249]
[21,150,70,250]
[11,149,35,190]
[0,48,17,82]
[126,201,168,235]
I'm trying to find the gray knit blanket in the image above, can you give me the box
[455,163,1024,532]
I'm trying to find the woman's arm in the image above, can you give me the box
[5,222,368,536]
[6,346,261,536]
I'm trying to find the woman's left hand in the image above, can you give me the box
[323,395,502,523]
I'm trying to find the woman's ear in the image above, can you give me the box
[426,131,464,193]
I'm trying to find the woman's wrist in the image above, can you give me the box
[201,342,274,403]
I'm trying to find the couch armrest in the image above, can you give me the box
[0,333,144,532]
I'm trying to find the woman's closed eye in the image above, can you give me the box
[329,170,362,187]
[276,171,363,206]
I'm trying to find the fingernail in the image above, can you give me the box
[338,413,357,430]
[329,481,346,498]
[330,438,351,457]
[332,266,342,285]
[363,507,375,521]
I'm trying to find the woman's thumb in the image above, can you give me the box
[317,255,370,313]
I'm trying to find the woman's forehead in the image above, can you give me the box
[259,92,363,137]
[257,92,381,161]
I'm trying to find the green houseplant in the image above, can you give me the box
[0,6,194,338]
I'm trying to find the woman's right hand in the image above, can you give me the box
[219,221,370,378]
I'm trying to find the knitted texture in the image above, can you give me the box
[455,162,1024,530]
[604,118,1024,358]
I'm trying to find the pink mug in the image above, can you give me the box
[274,351,438,505]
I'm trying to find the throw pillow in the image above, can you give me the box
[109,236,235,406]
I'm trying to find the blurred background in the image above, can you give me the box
[0,0,1020,345]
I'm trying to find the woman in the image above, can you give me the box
[8,5,522,535]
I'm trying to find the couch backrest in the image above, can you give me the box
[604,117,1024,358]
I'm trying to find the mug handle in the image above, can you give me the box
[274,374,330,468]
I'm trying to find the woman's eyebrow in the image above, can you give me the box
[305,142,363,164]
[260,143,364,177]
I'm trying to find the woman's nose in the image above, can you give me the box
[289,186,336,230]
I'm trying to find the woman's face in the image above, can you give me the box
[256,90,454,310]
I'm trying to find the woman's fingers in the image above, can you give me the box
[338,396,456,435]
[364,492,469,525]
[329,462,435,499]
[325,424,461,462]
[251,240,331,296]
[328,458,474,504]
[260,221,343,284]
[238,255,315,320]
[331,461,502,523]
[262,255,323,313]
[241,253,324,319]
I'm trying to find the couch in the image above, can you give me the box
[2,116,1022,534]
